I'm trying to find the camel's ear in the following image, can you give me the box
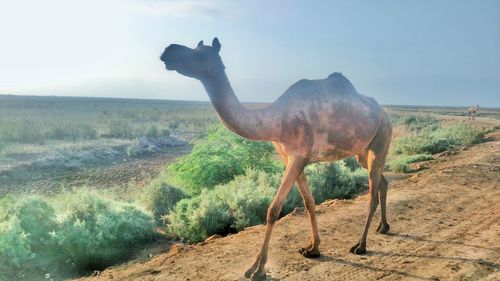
[212,37,221,53]
[197,40,204,48]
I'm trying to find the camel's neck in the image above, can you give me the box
[200,71,276,141]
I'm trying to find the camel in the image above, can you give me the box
[160,38,392,280]
[468,104,480,120]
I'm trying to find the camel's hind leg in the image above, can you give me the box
[296,172,321,258]
[355,156,390,234]
[375,175,390,234]
[351,123,391,255]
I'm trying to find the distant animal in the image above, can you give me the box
[161,38,392,280]
[468,104,480,120]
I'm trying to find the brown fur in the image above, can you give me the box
[161,38,392,280]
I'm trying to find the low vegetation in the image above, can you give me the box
[385,154,433,173]
[392,124,482,155]
[165,164,367,242]
[167,126,279,194]
[140,177,188,224]
[1,96,493,280]
[0,95,218,144]
[137,125,368,242]
[387,114,483,172]
[0,190,155,281]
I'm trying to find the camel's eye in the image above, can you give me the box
[195,53,205,62]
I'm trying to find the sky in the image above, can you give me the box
[0,0,499,106]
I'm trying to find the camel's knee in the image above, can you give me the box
[266,204,281,225]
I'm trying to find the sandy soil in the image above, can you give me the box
[80,124,500,281]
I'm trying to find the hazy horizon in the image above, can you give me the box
[1,0,499,107]
[3,93,500,109]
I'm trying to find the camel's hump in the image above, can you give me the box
[285,72,358,95]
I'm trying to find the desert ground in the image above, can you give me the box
[79,116,499,281]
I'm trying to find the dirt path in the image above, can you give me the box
[83,130,500,281]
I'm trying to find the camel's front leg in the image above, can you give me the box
[245,156,306,280]
[296,172,321,258]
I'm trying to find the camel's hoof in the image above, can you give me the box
[299,247,321,258]
[249,270,267,281]
[376,222,390,234]
[244,268,257,279]
[349,243,366,255]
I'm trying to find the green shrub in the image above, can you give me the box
[392,124,482,155]
[166,163,368,242]
[342,156,361,171]
[391,114,439,132]
[385,154,433,173]
[215,170,282,231]
[0,196,58,281]
[168,125,279,194]
[306,162,368,203]
[0,119,43,143]
[165,191,233,242]
[107,120,134,139]
[0,190,155,280]
[145,125,159,138]
[0,218,33,281]
[141,177,188,224]
[53,190,154,269]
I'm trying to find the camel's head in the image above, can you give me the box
[160,37,224,79]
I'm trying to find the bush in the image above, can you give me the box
[385,154,433,173]
[392,124,482,155]
[306,162,368,203]
[166,163,368,242]
[45,123,98,140]
[391,114,439,132]
[145,125,159,138]
[216,170,283,231]
[166,170,286,242]
[342,156,361,171]
[167,126,279,194]
[0,196,58,281]
[53,190,155,269]
[0,190,155,280]
[107,120,134,139]
[165,191,233,242]
[0,218,33,281]
[0,119,43,143]
[141,176,188,224]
